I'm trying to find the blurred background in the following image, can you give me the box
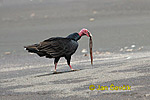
[0,0,150,56]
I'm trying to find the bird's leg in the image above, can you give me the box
[69,64,74,70]
[65,56,75,71]
[53,57,60,73]
[54,63,57,72]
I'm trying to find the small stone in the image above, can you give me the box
[94,51,100,54]
[126,57,131,59]
[131,45,135,48]
[124,47,128,49]
[84,54,88,56]
[89,18,95,21]
[138,46,143,50]
[120,48,124,51]
[145,93,150,97]
[105,52,111,54]
[81,49,87,53]
[126,49,133,52]
[4,52,11,55]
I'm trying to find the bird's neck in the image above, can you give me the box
[78,31,83,36]
[66,33,81,41]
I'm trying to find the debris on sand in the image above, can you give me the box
[120,45,144,52]
[89,18,95,21]
[131,45,136,48]
[138,46,143,51]
[126,56,131,59]
[82,49,88,56]
[126,49,133,52]
[120,48,124,52]
[93,51,111,55]
[81,49,87,53]
[94,51,101,55]
[4,52,11,55]
[124,47,128,49]
[105,52,111,54]
[83,54,88,57]
[144,93,150,97]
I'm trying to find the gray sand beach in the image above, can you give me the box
[0,0,150,99]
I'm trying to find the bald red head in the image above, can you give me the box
[78,28,92,37]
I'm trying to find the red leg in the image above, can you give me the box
[54,63,57,72]
[54,57,60,72]
[69,64,75,71]
[69,64,72,69]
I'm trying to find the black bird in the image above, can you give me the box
[24,28,92,72]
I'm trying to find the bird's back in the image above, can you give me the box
[24,36,78,58]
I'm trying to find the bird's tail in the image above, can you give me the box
[24,44,43,56]
[24,44,39,53]
[24,44,46,57]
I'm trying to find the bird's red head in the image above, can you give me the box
[78,28,92,37]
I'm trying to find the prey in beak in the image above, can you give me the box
[78,28,93,65]
[89,32,93,65]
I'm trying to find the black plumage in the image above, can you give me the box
[25,33,80,57]
[24,33,80,71]
[24,29,92,72]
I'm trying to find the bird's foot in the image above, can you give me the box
[71,69,79,71]
[53,70,58,74]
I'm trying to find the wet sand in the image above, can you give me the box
[0,0,150,100]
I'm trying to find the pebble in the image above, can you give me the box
[145,93,150,97]
[120,48,124,51]
[126,49,133,52]
[138,46,143,50]
[105,52,111,54]
[81,49,87,53]
[124,47,128,49]
[83,54,88,56]
[89,18,95,21]
[131,45,136,48]
[94,51,100,54]
[4,52,11,55]
[126,57,131,59]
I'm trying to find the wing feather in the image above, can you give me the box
[37,37,77,58]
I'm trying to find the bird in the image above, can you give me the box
[24,28,92,73]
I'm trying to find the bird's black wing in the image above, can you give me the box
[37,37,78,58]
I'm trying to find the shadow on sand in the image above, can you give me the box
[34,69,82,77]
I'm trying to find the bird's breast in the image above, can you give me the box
[65,40,78,55]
